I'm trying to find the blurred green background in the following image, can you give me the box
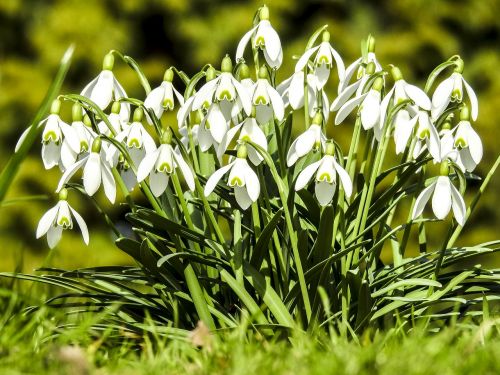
[0,0,499,271]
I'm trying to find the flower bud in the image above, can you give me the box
[372,77,383,91]
[133,108,144,122]
[102,52,115,71]
[164,68,174,82]
[259,5,269,21]
[258,65,269,80]
[312,112,323,126]
[390,65,403,81]
[58,188,68,201]
[322,31,330,43]
[91,137,102,153]
[83,114,92,128]
[161,127,173,144]
[72,103,83,122]
[237,143,248,159]
[325,142,335,156]
[221,55,233,73]
[239,63,250,80]
[111,101,121,114]
[459,105,470,122]
[367,35,376,53]
[439,161,449,176]
[50,99,61,115]
[206,66,216,82]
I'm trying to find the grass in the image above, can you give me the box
[1,282,499,375]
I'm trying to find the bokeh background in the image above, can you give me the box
[1,0,499,271]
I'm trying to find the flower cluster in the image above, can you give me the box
[19,5,482,248]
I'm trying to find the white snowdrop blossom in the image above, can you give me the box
[412,110,441,161]
[144,68,185,124]
[60,118,98,171]
[97,102,129,136]
[218,115,268,165]
[431,63,478,121]
[137,133,195,197]
[392,109,419,155]
[205,147,260,210]
[294,31,345,89]
[192,58,251,121]
[236,6,282,69]
[197,103,230,152]
[36,190,89,249]
[278,71,330,122]
[57,138,116,203]
[81,53,130,121]
[295,145,353,206]
[251,67,285,124]
[287,115,327,167]
[412,175,466,226]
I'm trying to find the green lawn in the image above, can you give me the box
[1,285,499,375]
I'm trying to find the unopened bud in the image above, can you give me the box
[50,99,61,115]
[72,103,83,122]
[221,55,233,73]
[372,77,383,91]
[239,63,250,80]
[164,68,174,82]
[259,5,269,21]
[161,127,173,144]
[390,65,403,81]
[367,35,376,53]
[325,142,335,156]
[83,115,92,127]
[133,108,143,122]
[103,52,115,71]
[322,31,330,43]
[111,101,121,114]
[91,137,102,153]
[206,66,216,81]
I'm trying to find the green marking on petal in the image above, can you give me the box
[255,36,265,48]
[254,96,268,105]
[157,162,173,174]
[57,216,71,229]
[418,129,430,140]
[454,138,467,149]
[229,176,244,187]
[240,135,251,142]
[163,99,174,110]
[128,138,141,149]
[43,131,59,143]
[217,90,233,101]
[80,141,89,151]
[318,173,333,183]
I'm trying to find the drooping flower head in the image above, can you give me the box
[36,188,89,249]
[144,68,185,124]
[251,66,285,124]
[287,112,327,167]
[81,52,130,121]
[205,144,260,210]
[236,5,282,69]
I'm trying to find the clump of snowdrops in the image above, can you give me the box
[10,6,500,338]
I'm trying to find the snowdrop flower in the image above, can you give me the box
[17,99,80,170]
[334,76,383,128]
[81,52,130,121]
[294,142,352,206]
[278,71,330,122]
[251,66,285,124]
[197,103,230,152]
[236,5,282,69]
[137,129,195,197]
[192,57,251,120]
[205,145,260,210]
[144,68,184,124]
[111,108,156,166]
[57,137,116,203]
[412,165,466,225]
[295,31,345,89]
[387,66,431,111]
[218,112,268,165]
[412,110,441,161]
[60,104,98,170]
[287,113,327,167]
[36,189,89,249]
[393,109,419,155]
[440,106,482,172]
[97,102,128,136]
[431,59,478,121]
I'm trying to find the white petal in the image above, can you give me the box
[242,162,260,202]
[81,75,99,98]
[204,162,235,196]
[101,162,116,203]
[315,180,335,206]
[360,90,381,130]
[46,226,63,249]
[177,96,194,127]
[144,85,165,120]
[404,82,431,110]
[449,182,466,226]
[41,143,61,169]
[462,78,478,121]
[331,79,362,112]
[60,122,81,153]
[60,141,78,171]
[432,176,452,220]
[339,57,361,93]
[232,77,252,115]
[427,122,442,162]
[465,124,483,165]
[294,127,317,157]
[329,45,346,81]
[83,153,102,196]
[315,64,331,89]
[335,93,368,125]
[236,26,257,61]
[241,119,267,149]
[234,186,253,210]
[90,70,114,109]
[432,76,453,112]
[412,182,435,219]
[137,149,159,182]
[207,105,229,143]
[36,203,60,238]
[267,86,285,121]
[259,21,281,61]
[218,123,243,159]
[295,160,321,191]
[198,126,214,152]
[173,150,195,191]
[286,139,299,167]
[69,206,89,245]
[289,72,305,109]
[294,46,319,72]
[333,158,352,198]
[394,111,418,154]
[192,79,218,110]
[378,86,395,133]
[56,157,88,192]
[149,171,169,197]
